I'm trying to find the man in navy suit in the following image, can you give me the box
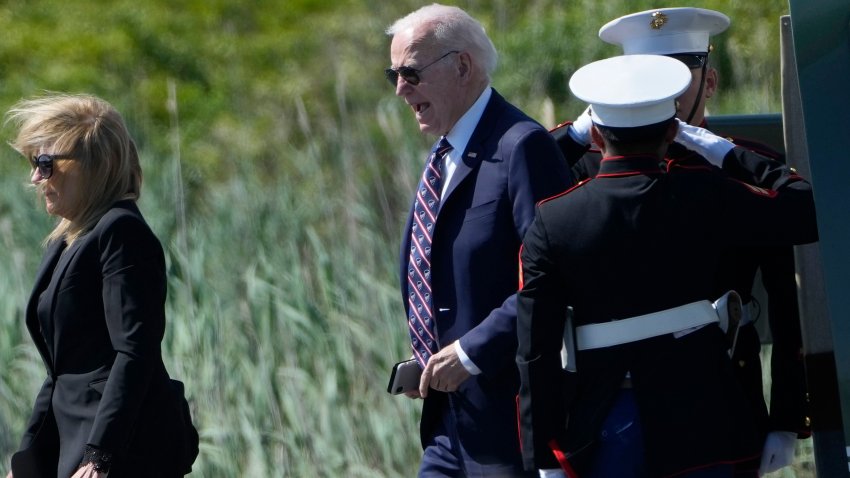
[385,4,572,476]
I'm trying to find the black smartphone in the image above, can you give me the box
[387,359,422,394]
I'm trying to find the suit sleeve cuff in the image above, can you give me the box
[454,340,482,375]
[81,445,113,473]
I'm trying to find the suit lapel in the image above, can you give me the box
[28,235,88,367]
[26,239,66,373]
[441,90,505,204]
[402,91,506,297]
[29,239,65,300]
[50,236,84,288]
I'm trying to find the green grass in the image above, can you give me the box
[0,135,426,476]
[0,1,813,476]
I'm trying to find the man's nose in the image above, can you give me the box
[395,76,413,96]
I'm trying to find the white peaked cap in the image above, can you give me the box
[569,55,692,128]
[599,7,730,55]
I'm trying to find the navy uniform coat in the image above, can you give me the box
[699,130,811,449]
[12,201,198,478]
[516,152,817,477]
[399,89,572,466]
[552,122,812,451]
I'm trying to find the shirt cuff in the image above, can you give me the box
[454,340,482,375]
[566,124,587,145]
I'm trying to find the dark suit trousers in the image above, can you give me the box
[418,398,536,478]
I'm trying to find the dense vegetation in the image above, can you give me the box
[0,1,807,476]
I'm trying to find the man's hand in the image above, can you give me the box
[419,343,472,398]
[403,389,422,399]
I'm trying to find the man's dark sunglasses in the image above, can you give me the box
[30,153,73,179]
[385,50,459,86]
[667,54,707,69]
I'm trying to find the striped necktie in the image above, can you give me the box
[407,136,452,368]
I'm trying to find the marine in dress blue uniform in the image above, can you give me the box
[516,55,818,478]
[548,9,811,476]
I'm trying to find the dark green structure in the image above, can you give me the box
[708,2,850,473]
[788,0,850,475]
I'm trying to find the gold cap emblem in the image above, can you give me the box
[650,11,668,30]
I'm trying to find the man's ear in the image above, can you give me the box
[457,51,472,81]
[590,125,606,154]
[665,119,679,143]
[704,67,718,99]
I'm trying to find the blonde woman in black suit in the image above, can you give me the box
[4,94,198,478]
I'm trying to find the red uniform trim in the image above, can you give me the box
[596,171,657,178]
[595,155,665,178]
[728,135,783,160]
[515,394,523,452]
[665,159,714,172]
[535,180,591,207]
[663,452,762,478]
[518,245,525,290]
[550,120,572,133]
[548,440,580,478]
[729,178,779,198]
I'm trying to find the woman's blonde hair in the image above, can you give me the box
[6,93,142,245]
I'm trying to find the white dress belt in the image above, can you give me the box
[575,300,719,351]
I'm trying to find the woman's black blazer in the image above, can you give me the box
[12,200,197,478]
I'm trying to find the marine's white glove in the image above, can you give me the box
[673,118,735,167]
[539,469,567,478]
[567,106,593,146]
[758,431,797,476]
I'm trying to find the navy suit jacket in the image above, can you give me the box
[12,201,197,478]
[399,89,572,462]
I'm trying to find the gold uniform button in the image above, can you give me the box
[738,360,746,368]
[805,416,811,427]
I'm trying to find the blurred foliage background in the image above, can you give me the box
[0,0,813,476]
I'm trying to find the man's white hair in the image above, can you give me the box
[386,3,498,79]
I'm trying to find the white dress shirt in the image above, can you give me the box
[437,86,493,376]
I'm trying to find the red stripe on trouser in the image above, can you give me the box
[515,395,523,452]
[549,439,579,478]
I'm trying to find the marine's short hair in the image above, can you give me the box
[595,117,675,145]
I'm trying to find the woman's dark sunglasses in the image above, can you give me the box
[29,154,73,179]
[385,50,459,86]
